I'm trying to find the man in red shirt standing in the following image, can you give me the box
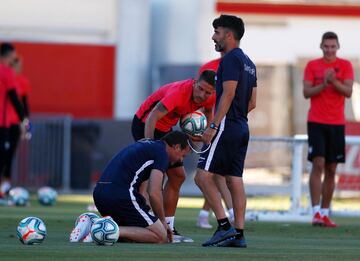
[2,56,31,195]
[132,70,216,242]
[303,32,354,227]
[0,43,27,196]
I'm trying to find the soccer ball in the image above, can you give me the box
[75,212,99,227]
[180,110,207,136]
[9,187,29,206]
[90,216,119,245]
[16,217,46,245]
[37,186,58,206]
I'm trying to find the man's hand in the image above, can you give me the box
[189,134,203,142]
[162,221,173,243]
[20,118,32,140]
[202,127,217,145]
[324,68,336,85]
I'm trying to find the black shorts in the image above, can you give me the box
[307,122,345,163]
[197,118,249,177]
[131,115,170,141]
[93,183,158,228]
[131,115,183,169]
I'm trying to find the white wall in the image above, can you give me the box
[150,0,217,67]
[239,15,360,63]
[1,0,359,120]
[114,0,151,119]
[0,0,117,43]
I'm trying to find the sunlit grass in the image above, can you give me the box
[58,194,360,211]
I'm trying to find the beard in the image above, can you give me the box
[215,43,224,52]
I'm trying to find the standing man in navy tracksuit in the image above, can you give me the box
[195,14,257,248]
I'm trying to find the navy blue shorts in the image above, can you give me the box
[307,122,345,163]
[93,183,158,228]
[197,118,249,177]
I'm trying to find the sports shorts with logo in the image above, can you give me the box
[307,122,345,163]
[197,118,249,177]
[93,182,158,228]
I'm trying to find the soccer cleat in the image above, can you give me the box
[69,215,92,242]
[202,227,237,247]
[217,234,247,248]
[82,232,93,243]
[312,212,324,226]
[172,228,194,243]
[321,216,338,228]
[196,216,213,229]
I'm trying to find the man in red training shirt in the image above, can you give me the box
[132,70,216,242]
[303,31,354,228]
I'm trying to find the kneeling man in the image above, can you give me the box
[93,131,190,243]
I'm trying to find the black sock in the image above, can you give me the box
[235,228,244,238]
[217,218,231,230]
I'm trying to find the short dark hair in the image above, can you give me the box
[321,31,339,44]
[161,131,189,150]
[198,70,216,88]
[0,42,15,57]
[213,14,245,41]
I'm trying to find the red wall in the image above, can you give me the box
[216,1,360,17]
[14,42,115,118]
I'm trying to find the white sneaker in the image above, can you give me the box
[172,228,194,243]
[70,215,92,242]
[82,232,93,243]
[196,216,213,229]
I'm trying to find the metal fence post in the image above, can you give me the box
[290,135,307,214]
[62,116,72,193]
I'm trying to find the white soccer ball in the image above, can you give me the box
[9,187,29,206]
[17,217,46,245]
[75,212,99,227]
[90,216,119,245]
[180,110,207,137]
[37,186,58,206]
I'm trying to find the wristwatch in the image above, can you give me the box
[209,122,219,130]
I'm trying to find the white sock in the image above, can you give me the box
[228,208,234,220]
[320,208,329,217]
[0,181,11,194]
[165,216,175,230]
[312,205,320,215]
[199,210,210,218]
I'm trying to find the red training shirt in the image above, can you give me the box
[198,58,221,74]
[0,63,17,127]
[304,57,354,125]
[8,74,31,125]
[135,79,215,132]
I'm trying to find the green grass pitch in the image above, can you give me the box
[0,195,359,261]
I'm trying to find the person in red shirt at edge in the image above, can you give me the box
[303,32,354,228]
[0,43,28,197]
[2,56,32,196]
[132,70,216,242]
[196,57,234,230]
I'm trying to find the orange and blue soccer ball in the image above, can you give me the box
[17,217,46,245]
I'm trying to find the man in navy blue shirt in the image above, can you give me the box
[195,14,257,247]
[93,131,190,243]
